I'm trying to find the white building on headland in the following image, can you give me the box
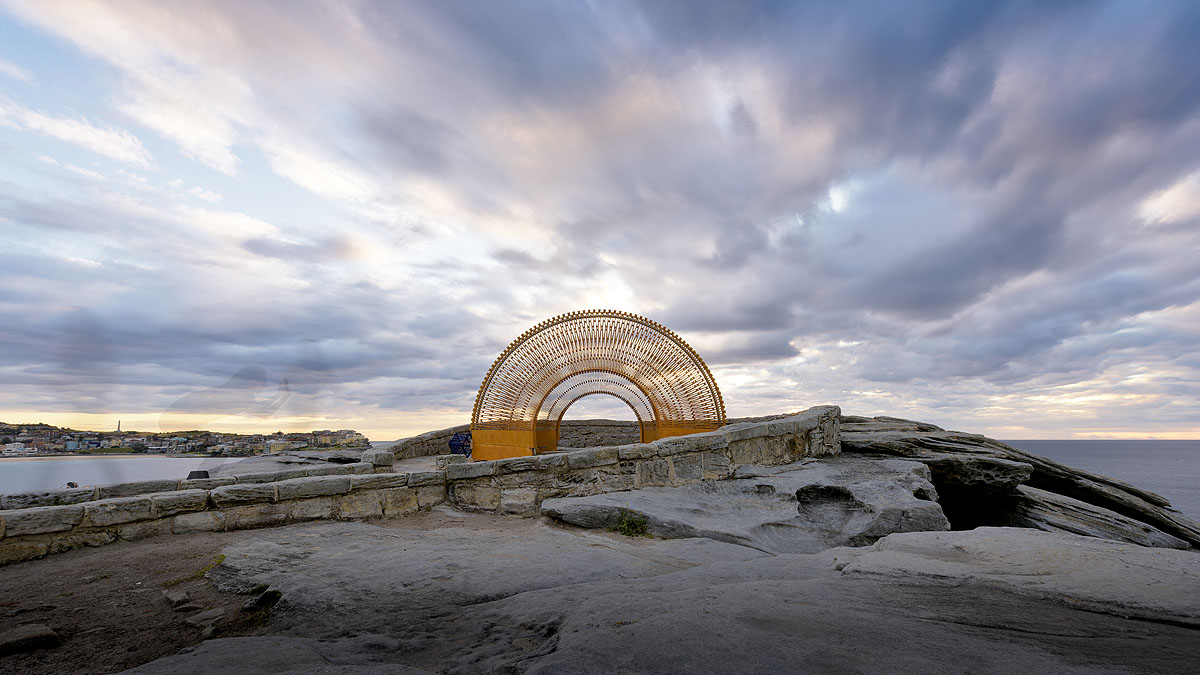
[3,442,34,456]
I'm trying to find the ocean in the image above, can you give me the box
[1004,440,1200,521]
[0,456,241,494]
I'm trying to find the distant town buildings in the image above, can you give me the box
[2,441,29,456]
[0,423,370,458]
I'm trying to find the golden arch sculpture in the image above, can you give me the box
[470,310,726,461]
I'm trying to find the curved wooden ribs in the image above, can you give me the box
[470,310,726,460]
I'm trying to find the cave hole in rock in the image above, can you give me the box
[929,485,1022,531]
[834,451,1027,531]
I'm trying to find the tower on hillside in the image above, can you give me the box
[117,420,121,433]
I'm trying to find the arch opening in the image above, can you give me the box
[532,370,654,452]
[557,393,641,423]
[551,391,645,450]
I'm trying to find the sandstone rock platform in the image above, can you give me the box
[118,513,1200,675]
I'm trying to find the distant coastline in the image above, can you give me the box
[0,453,208,462]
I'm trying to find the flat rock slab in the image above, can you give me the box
[162,589,190,607]
[836,526,1200,624]
[120,519,1200,674]
[121,635,429,674]
[184,608,224,627]
[204,519,766,630]
[0,623,60,656]
[209,455,332,477]
[288,450,364,463]
[542,456,950,553]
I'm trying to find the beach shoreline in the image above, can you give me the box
[0,453,208,462]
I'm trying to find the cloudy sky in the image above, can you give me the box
[1,0,1198,441]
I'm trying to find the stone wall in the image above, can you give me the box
[444,406,839,513]
[389,424,469,459]
[0,406,839,566]
[557,419,640,448]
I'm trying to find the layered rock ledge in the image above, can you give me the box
[542,456,950,553]
[839,415,1200,548]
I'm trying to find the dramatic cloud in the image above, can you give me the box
[1,0,1198,440]
[0,100,154,167]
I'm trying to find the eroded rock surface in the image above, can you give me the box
[120,516,1200,675]
[541,456,948,553]
[841,415,1200,548]
[916,453,1032,491]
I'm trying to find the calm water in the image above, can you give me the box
[1004,440,1200,521]
[0,456,241,494]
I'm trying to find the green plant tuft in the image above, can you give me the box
[164,553,226,587]
[608,509,650,537]
[245,609,272,627]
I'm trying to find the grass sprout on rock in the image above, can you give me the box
[609,509,650,537]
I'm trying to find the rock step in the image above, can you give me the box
[542,456,950,554]
[0,623,60,656]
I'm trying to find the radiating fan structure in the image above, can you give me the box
[470,310,726,460]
